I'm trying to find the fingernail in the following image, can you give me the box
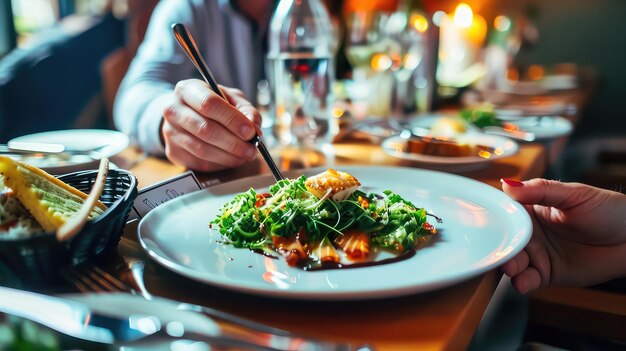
[240,124,254,139]
[501,178,524,187]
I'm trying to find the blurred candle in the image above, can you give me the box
[343,0,398,13]
[437,3,487,86]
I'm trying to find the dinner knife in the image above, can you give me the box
[0,286,278,349]
[0,287,354,350]
[482,125,536,142]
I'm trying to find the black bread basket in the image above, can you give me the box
[0,168,138,287]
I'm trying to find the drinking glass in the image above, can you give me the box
[344,12,393,119]
[266,0,337,167]
[344,12,387,79]
[382,10,427,120]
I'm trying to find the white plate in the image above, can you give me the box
[506,116,573,141]
[494,101,568,120]
[8,129,129,174]
[138,166,532,300]
[487,76,577,96]
[381,116,519,172]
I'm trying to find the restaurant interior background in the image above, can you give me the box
[0,0,625,349]
[1,0,625,190]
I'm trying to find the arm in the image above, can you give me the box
[501,178,626,294]
[113,0,262,172]
[114,0,192,155]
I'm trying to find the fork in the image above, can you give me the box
[60,262,360,351]
[1,285,275,350]
[65,236,299,337]
[60,262,135,295]
[109,237,301,335]
[60,262,284,335]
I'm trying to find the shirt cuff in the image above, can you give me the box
[137,92,174,156]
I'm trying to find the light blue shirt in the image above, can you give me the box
[114,0,263,155]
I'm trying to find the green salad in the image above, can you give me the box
[210,169,438,269]
[460,103,501,128]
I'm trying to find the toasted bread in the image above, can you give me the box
[0,156,106,232]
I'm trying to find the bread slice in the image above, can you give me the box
[0,156,106,232]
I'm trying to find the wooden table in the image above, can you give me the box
[107,141,547,351]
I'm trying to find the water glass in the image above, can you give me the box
[382,10,427,120]
[343,11,427,121]
[267,55,337,149]
[344,12,393,119]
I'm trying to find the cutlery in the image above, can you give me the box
[171,22,284,182]
[457,119,537,142]
[61,260,359,351]
[482,125,536,142]
[0,286,274,349]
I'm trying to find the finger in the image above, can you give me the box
[511,266,543,294]
[168,146,238,173]
[523,237,552,285]
[174,79,256,140]
[501,250,530,277]
[163,102,257,160]
[221,86,264,135]
[162,125,249,169]
[220,85,246,99]
[501,178,597,209]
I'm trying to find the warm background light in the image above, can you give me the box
[493,15,512,32]
[507,68,519,82]
[454,3,474,28]
[437,2,488,88]
[411,14,429,33]
[528,64,545,80]
[467,13,487,44]
[343,0,399,13]
[371,53,392,71]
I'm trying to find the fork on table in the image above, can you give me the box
[59,261,363,351]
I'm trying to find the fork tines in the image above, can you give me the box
[61,263,133,294]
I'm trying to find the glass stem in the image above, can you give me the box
[393,76,410,120]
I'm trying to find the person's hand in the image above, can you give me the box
[500,178,626,294]
[161,79,262,172]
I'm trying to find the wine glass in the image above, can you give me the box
[343,12,393,119]
[344,12,387,78]
[382,10,427,120]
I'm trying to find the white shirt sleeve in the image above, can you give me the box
[113,0,192,155]
[114,0,258,156]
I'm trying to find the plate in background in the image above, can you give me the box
[381,133,519,172]
[380,115,519,172]
[504,116,573,141]
[7,129,129,174]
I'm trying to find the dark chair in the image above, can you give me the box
[0,13,124,142]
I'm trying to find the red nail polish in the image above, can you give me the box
[501,178,524,187]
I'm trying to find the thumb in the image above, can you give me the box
[501,178,594,209]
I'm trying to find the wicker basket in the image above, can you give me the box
[0,168,138,286]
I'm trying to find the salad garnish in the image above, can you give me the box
[210,169,439,270]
